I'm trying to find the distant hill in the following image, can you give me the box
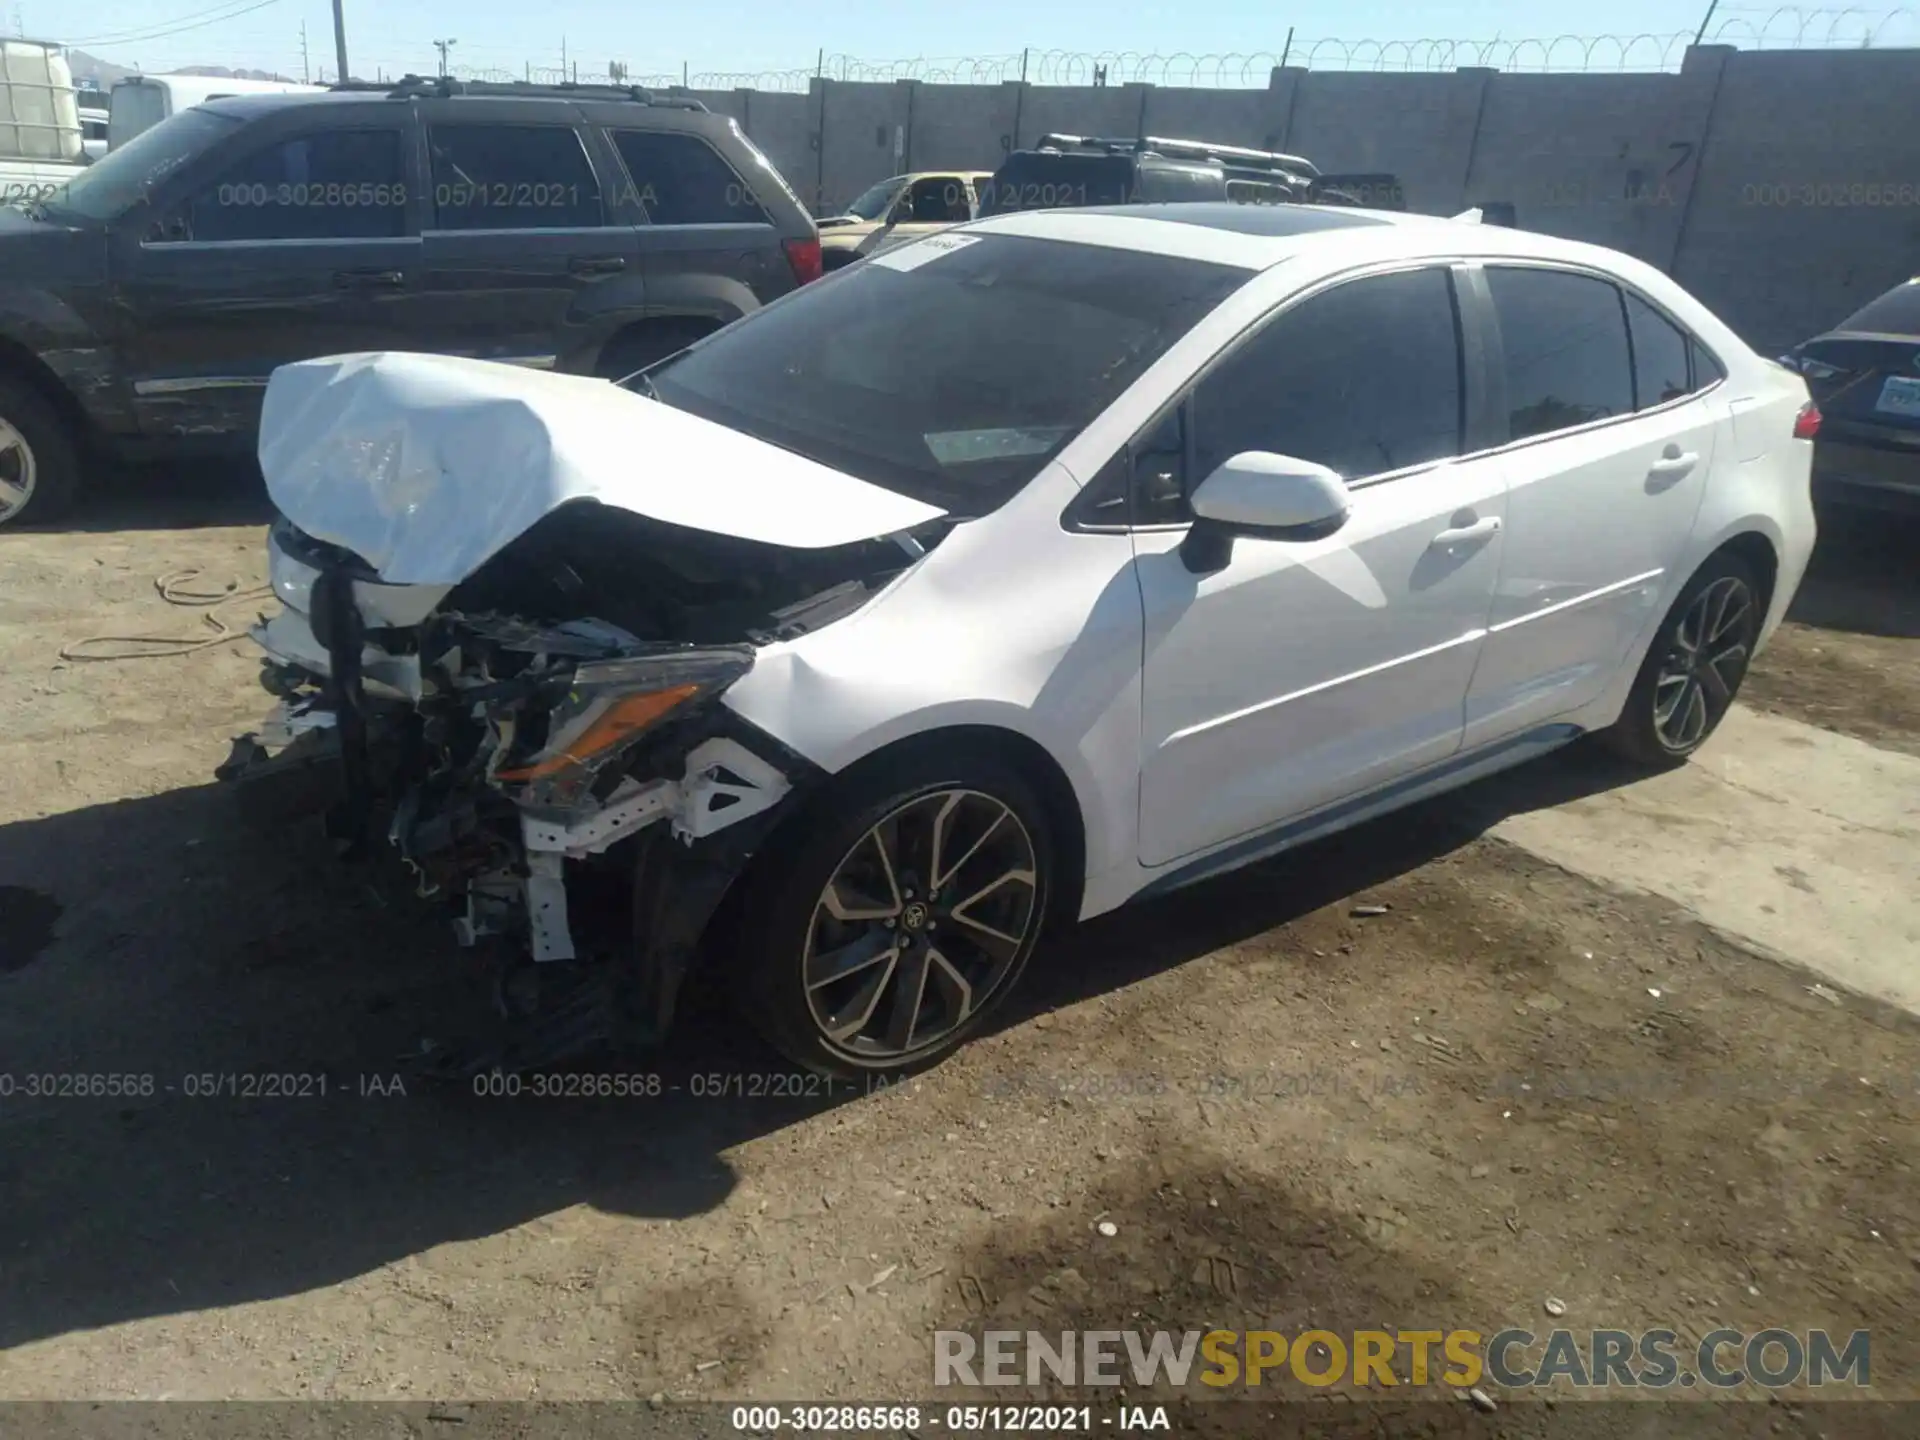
[63,49,298,87]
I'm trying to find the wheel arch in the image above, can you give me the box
[0,330,95,446]
[759,720,1091,936]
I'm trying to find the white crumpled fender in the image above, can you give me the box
[257,351,946,585]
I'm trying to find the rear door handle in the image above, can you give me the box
[1647,449,1699,485]
[568,255,627,276]
[1430,516,1502,548]
[333,268,405,289]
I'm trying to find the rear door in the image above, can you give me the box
[1461,264,1720,745]
[1792,281,1920,506]
[414,103,644,373]
[606,123,800,324]
[112,109,419,438]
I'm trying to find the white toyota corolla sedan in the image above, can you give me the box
[229,201,1817,1077]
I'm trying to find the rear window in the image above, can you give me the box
[1833,279,1920,337]
[978,153,1134,215]
[644,233,1249,516]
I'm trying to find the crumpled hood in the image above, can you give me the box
[257,351,947,586]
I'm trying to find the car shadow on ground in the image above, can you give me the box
[1792,503,1920,639]
[0,736,1640,1353]
[23,461,273,535]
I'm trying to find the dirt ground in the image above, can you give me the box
[1,475,1916,1417]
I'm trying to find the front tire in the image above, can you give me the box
[731,748,1055,1078]
[0,376,82,526]
[1597,550,1762,767]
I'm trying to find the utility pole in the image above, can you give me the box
[300,21,310,84]
[560,35,567,79]
[434,38,457,77]
[331,0,350,84]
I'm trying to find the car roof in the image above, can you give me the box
[200,89,386,118]
[966,202,1651,276]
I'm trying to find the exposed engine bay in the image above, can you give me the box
[220,499,939,1071]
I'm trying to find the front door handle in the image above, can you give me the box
[1430,515,1502,549]
[568,255,627,276]
[333,268,405,289]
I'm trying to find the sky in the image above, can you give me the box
[16,0,1907,87]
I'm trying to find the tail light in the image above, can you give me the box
[1792,401,1821,440]
[783,236,823,285]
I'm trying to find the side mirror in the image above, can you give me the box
[1182,451,1349,572]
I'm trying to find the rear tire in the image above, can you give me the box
[730,746,1056,1079]
[0,375,82,526]
[1596,550,1762,768]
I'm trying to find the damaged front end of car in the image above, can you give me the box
[218,503,925,1074]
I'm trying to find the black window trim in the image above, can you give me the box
[422,119,607,233]
[607,126,772,227]
[1062,258,1474,535]
[1466,258,1729,461]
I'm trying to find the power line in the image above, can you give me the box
[71,0,286,50]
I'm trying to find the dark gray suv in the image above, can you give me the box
[0,76,822,524]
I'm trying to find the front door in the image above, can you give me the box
[416,112,642,373]
[1461,265,1717,745]
[1133,265,1507,867]
[114,121,418,439]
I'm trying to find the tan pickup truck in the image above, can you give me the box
[815,170,994,270]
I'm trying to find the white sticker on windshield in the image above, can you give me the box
[869,232,983,273]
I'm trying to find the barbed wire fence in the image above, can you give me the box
[434,5,1919,92]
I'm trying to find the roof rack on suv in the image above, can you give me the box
[1034,133,1321,179]
[327,73,709,110]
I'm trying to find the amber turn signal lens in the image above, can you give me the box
[495,683,701,783]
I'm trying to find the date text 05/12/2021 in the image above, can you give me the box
[729,1406,1171,1433]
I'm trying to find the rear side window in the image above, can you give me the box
[1486,267,1634,440]
[612,130,769,224]
[427,124,602,230]
[185,128,407,241]
[1624,291,1694,409]
[1191,266,1463,485]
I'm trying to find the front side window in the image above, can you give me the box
[644,234,1249,516]
[1486,266,1634,440]
[1191,266,1464,486]
[612,130,769,224]
[427,124,602,230]
[182,128,407,241]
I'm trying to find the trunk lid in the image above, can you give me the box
[1789,330,1920,443]
[258,351,948,586]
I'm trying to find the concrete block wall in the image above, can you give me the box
[712,46,1920,348]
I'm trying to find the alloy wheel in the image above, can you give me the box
[1652,575,1754,752]
[0,417,37,522]
[802,788,1039,1063]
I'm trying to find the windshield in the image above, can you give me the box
[35,107,241,222]
[842,177,904,221]
[642,233,1249,516]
